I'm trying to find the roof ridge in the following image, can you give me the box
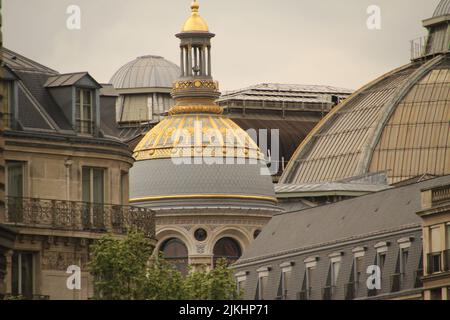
[2,47,59,75]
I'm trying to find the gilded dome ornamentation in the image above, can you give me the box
[130,0,277,207]
[182,0,209,33]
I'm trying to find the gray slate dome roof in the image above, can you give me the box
[110,55,180,89]
[433,0,450,17]
[130,159,279,211]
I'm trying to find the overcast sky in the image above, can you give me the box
[3,0,441,91]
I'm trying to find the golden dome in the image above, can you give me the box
[182,0,209,32]
[133,114,264,161]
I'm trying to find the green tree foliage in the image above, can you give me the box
[88,232,153,300]
[89,232,242,300]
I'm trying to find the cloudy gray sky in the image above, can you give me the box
[3,0,440,91]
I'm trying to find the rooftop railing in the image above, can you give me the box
[431,185,450,206]
[4,196,155,238]
[410,36,428,60]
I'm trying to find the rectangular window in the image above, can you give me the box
[257,276,268,300]
[237,279,245,296]
[6,161,24,198]
[400,248,409,275]
[0,80,11,128]
[82,167,104,204]
[354,256,364,283]
[75,88,93,134]
[431,227,442,253]
[377,252,387,272]
[11,252,34,298]
[306,266,315,298]
[82,167,105,229]
[280,271,288,299]
[331,261,341,287]
[120,171,128,205]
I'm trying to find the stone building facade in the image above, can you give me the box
[234,176,450,300]
[0,48,155,300]
[418,183,450,300]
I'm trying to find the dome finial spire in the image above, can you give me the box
[182,0,209,32]
[191,0,200,13]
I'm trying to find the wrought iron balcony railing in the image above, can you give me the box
[4,196,155,237]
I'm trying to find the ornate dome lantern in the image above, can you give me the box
[130,0,280,271]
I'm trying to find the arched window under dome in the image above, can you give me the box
[213,237,242,266]
[160,238,189,275]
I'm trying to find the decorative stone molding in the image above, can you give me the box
[42,251,88,271]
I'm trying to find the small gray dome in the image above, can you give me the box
[433,0,450,17]
[110,55,180,89]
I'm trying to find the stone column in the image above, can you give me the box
[201,46,206,76]
[207,46,212,76]
[5,250,12,294]
[0,250,6,298]
[180,47,185,77]
[187,45,192,76]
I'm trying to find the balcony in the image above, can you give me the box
[427,250,450,275]
[431,185,450,206]
[3,196,155,238]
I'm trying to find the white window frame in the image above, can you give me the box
[398,238,413,276]
[75,87,94,134]
[352,247,366,284]
[329,252,343,288]
[12,252,35,297]
[304,257,318,299]
[257,267,271,300]
[279,262,294,299]
[235,271,248,295]
[375,242,389,272]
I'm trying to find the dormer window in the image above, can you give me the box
[75,88,94,134]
